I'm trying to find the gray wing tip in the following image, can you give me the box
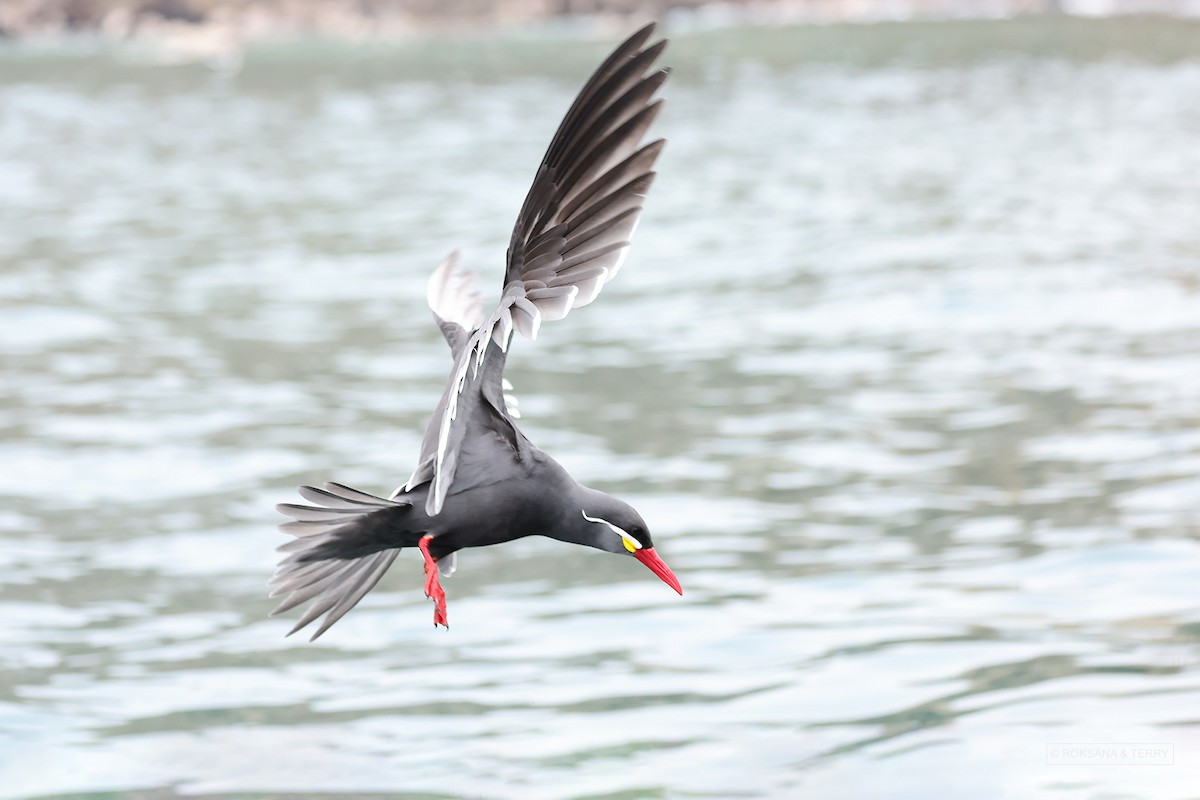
[624,21,659,51]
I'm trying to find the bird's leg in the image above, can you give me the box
[418,534,448,628]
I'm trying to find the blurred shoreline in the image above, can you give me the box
[3,0,1200,46]
[2,0,1199,70]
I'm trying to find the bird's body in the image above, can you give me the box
[270,23,681,639]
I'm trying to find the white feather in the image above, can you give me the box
[426,251,484,330]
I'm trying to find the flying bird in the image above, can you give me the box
[270,23,680,639]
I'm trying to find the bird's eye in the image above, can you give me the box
[582,511,644,551]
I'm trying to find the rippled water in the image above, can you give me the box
[3,18,1200,799]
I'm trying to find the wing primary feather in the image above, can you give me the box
[541,23,658,168]
[557,138,665,224]
[558,240,628,273]
[563,206,640,254]
[565,173,655,236]
[550,63,668,180]
[559,100,664,200]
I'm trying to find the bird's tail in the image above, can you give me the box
[269,482,415,640]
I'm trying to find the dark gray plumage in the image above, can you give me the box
[270,23,681,640]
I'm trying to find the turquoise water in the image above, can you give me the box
[2,18,1200,799]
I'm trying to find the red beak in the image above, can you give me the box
[634,548,683,595]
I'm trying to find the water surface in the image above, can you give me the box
[2,18,1200,799]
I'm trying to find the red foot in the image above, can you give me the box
[418,535,448,628]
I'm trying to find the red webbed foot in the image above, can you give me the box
[419,535,448,628]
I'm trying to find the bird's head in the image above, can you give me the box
[569,488,682,595]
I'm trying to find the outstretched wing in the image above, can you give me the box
[500,22,668,330]
[398,251,515,500]
[422,24,669,516]
[427,250,484,358]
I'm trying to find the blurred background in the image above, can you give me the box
[2,2,1200,799]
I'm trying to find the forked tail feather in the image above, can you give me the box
[269,481,415,640]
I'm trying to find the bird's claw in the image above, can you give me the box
[419,535,448,629]
[427,592,448,627]
[424,564,448,628]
